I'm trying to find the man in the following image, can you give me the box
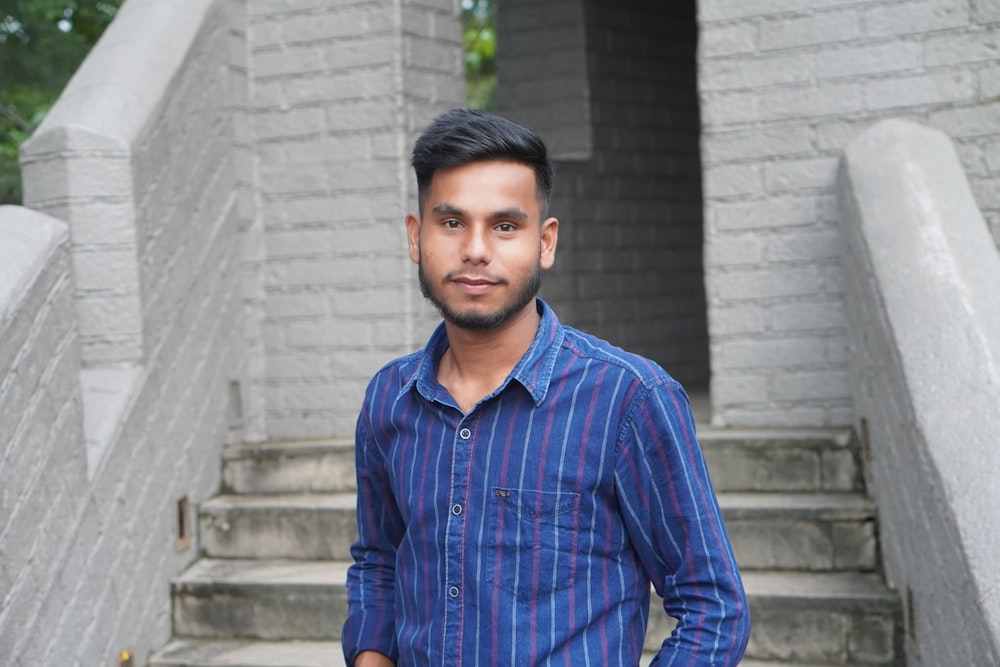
[343,108,749,666]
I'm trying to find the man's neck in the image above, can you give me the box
[437,300,541,413]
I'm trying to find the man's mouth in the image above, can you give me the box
[450,274,502,294]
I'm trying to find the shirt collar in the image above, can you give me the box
[401,298,564,408]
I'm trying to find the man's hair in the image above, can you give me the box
[412,108,555,216]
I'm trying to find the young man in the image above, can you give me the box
[343,109,749,666]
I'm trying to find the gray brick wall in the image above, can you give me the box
[0,207,84,666]
[495,0,592,159]
[698,0,1000,427]
[4,0,252,664]
[249,0,464,438]
[497,0,710,387]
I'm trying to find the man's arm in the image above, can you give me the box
[353,650,395,667]
[615,380,750,666]
[342,408,405,665]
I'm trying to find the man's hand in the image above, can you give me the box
[353,650,395,667]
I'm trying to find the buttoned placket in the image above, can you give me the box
[441,411,476,665]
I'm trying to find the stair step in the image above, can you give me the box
[175,562,899,662]
[147,641,842,667]
[222,439,355,495]
[149,638,346,667]
[172,559,348,641]
[644,571,900,665]
[199,494,358,560]
[719,492,876,571]
[161,429,899,666]
[221,429,863,496]
[199,491,875,571]
[743,571,902,666]
[699,427,862,493]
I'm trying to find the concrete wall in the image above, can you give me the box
[698,0,1000,426]
[3,0,251,663]
[250,0,465,438]
[840,119,1000,667]
[0,207,85,666]
[498,0,710,387]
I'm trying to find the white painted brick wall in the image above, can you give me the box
[3,0,254,664]
[0,212,83,667]
[698,0,1000,426]
[250,0,464,438]
[498,0,710,387]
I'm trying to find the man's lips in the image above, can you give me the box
[449,274,503,294]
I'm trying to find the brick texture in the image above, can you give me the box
[698,0,1000,426]
[3,0,252,664]
[250,0,464,438]
[498,0,711,387]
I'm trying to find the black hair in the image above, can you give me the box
[412,108,555,216]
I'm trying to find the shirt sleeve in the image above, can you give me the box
[342,402,405,665]
[614,380,750,666]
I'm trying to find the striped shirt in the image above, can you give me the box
[343,299,749,666]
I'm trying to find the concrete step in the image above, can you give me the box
[171,559,349,641]
[199,494,358,560]
[698,427,863,493]
[149,638,347,667]
[222,439,355,495]
[719,492,876,571]
[148,641,831,667]
[641,570,899,665]
[174,560,900,665]
[221,428,863,497]
[644,571,900,665]
[744,571,902,666]
[199,491,875,572]
[738,662,856,667]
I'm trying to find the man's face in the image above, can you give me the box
[406,159,558,330]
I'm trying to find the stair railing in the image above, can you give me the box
[839,118,1000,666]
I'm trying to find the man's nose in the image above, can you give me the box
[461,225,491,263]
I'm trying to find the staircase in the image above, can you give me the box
[150,427,903,666]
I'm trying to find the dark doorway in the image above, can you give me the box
[494,0,709,388]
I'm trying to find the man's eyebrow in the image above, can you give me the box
[430,202,466,217]
[429,203,529,221]
[490,207,529,221]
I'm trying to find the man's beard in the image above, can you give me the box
[418,260,542,330]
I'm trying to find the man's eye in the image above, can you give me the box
[496,223,515,233]
[443,219,462,228]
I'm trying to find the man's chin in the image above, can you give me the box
[443,306,510,331]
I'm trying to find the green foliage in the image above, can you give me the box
[0,0,122,204]
[461,0,496,111]
[0,1,489,202]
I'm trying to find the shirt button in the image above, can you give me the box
[449,586,460,598]
[452,504,463,516]
[459,427,472,439]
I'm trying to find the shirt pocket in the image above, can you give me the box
[485,488,581,601]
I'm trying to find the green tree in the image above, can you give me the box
[462,0,495,111]
[0,0,123,204]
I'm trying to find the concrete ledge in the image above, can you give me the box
[80,364,142,479]
[0,206,69,325]
[23,0,216,148]
[839,119,1000,663]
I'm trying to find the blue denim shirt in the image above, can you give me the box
[344,299,749,666]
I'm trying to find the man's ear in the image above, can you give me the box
[540,217,559,270]
[405,212,421,264]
